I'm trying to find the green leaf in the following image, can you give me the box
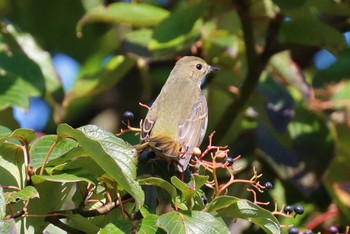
[67,214,100,234]
[149,2,207,51]
[0,22,46,110]
[279,20,347,54]
[0,187,5,219]
[314,49,350,87]
[171,176,194,195]
[123,29,153,57]
[269,51,311,101]
[137,214,164,234]
[44,146,86,170]
[63,55,134,106]
[157,210,229,234]
[331,80,350,107]
[110,214,163,234]
[4,186,39,203]
[0,128,36,145]
[170,175,208,210]
[4,22,60,93]
[57,124,144,209]
[171,176,195,208]
[0,142,26,188]
[29,135,78,171]
[208,196,281,234]
[207,195,239,212]
[0,219,18,234]
[139,177,177,202]
[24,182,75,232]
[77,2,169,34]
[272,0,306,10]
[190,174,209,191]
[0,125,12,138]
[100,223,125,234]
[304,0,350,17]
[31,174,94,185]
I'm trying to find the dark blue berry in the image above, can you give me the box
[293,205,304,215]
[304,230,313,234]
[284,205,294,214]
[328,225,339,234]
[265,182,273,189]
[201,196,208,205]
[123,111,134,120]
[223,157,234,166]
[288,227,299,234]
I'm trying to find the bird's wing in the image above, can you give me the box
[140,111,179,159]
[141,112,155,141]
[177,94,208,171]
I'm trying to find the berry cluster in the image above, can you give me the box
[284,205,304,215]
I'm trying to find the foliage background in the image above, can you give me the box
[1,0,350,233]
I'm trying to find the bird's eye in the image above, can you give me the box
[196,64,202,70]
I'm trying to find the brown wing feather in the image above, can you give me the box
[141,116,155,141]
[140,110,180,159]
[177,94,208,171]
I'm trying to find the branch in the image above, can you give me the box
[211,1,283,143]
[44,195,133,233]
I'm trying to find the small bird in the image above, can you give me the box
[140,56,218,172]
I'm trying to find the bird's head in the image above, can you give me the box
[173,56,219,84]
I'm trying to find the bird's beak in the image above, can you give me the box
[209,66,219,72]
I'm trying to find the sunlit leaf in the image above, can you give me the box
[0,219,18,234]
[0,187,5,219]
[30,135,78,171]
[101,213,163,234]
[4,186,39,203]
[0,125,12,138]
[269,51,312,101]
[139,177,177,202]
[67,214,100,234]
[5,23,61,93]
[57,124,144,209]
[0,22,45,110]
[208,196,280,234]
[0,142,26,189]
[31,174,94,185]
[77,2,169,35]
[0,128,36,145]
[157,210,229,234]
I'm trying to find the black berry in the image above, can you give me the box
[123,111,134,120]
[265,182,273,189]
[328,225,339,234]
[201,196,208,205]
[284,205,294,214]
[288,227,299,234]
[223,157,234,166]
[304,230,313,234]
[293,205,304,215]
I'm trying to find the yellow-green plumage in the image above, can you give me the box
[141,56,217,171]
